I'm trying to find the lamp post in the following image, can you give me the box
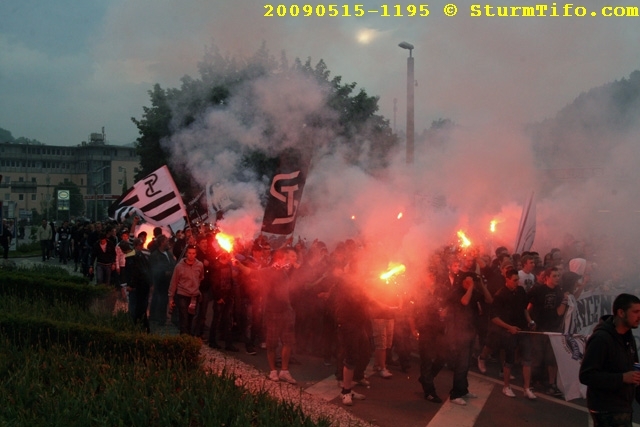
[398,41,414,164]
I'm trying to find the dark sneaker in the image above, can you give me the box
[246,345,257,355]
[425,393,443,403]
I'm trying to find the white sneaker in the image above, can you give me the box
[464,392,478,399]
[502,386,516,398]
[524,388,537,400]
[477,357,487,373]
[450,397,467,406]
[278,370,297,385]
[268,370,279,382]
[351,391,366,400]
[379,368,393,379]
[341,392,353,406]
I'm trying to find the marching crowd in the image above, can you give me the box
[27,216,637,409]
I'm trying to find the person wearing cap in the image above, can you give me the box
[580,293,640,427]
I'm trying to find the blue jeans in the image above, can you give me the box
[449,334,475,399]
[175,294,198,336]
[95,262,112,286]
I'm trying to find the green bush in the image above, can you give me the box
[0,342,330,427]
[0,270,98,308]
[0,269,332,427]
[15,241,40,254]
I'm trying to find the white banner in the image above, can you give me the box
[549,291,638,401]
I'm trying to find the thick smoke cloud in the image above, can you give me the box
[162,54,640,283]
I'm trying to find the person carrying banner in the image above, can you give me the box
[527,266,568,397]
[478,268,537,399]
[579,293,640,427]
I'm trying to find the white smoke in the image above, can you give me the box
[161,51,640,281]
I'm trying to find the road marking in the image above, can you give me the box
[305,374,341,401]
[426,374,494,427]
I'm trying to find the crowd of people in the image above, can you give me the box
[23,216,638,409]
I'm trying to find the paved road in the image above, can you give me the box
[226,346,596,427]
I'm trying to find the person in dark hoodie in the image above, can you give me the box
[579,293,640,427]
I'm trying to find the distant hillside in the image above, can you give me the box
[528,70,640,169]
[0,127,43,145]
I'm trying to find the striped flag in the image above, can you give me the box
[514,191,536,254]
[108,165,187,227]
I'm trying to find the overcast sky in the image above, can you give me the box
[1,0,639,146]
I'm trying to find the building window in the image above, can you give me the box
[118,179,123,185]
[31,177,36,183]
[31,194,36,201]
[18,194,24,201]
[3,194,9,201]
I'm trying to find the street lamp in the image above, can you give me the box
[398,41,414,164]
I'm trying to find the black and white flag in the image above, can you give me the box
[261,148,309,235]
[108,165,187,228]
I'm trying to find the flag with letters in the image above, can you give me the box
[261,148,309,235]
[108,165,187,227]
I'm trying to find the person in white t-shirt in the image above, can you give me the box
[518,254,536,292]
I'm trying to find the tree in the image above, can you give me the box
[48,182,85,219]
[131,43,398,199]
[131,84,173,181]
[0,127,14,144]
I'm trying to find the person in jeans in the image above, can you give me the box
[168,246,203,335]
[446,271,493,405]
[36,219,52,261]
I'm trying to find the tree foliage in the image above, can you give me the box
[47,181,84,219]
[131,43,398,197]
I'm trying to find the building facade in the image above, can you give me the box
[0,132,140,223]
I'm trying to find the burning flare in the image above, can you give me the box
[397,212,403,220]
[490,220,498,233]
[380,263,406,281]
[215,232,234,253]
[457,230,471,247]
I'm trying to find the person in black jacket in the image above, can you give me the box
[124,239,153,333]
[579,293,640,427]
